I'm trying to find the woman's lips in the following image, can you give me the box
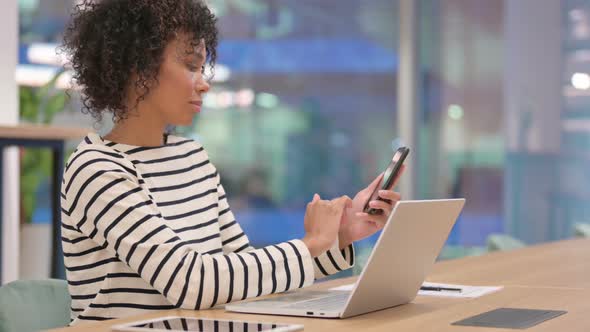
[189,101,202,112]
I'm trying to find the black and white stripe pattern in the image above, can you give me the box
[132,317,285,331]
[61,133,354,325]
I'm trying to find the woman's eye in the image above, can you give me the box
[186,63,199,72]
[201,65,206,74]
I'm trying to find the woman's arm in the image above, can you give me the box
[62,153,315,309]
[215,173,355,279]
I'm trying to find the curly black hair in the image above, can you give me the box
[61,0,218,123]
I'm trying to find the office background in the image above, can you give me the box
[3,0,590,281]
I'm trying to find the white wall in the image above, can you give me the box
[0,0,19,284]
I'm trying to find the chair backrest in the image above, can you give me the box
[0,279,71,332]
[573,223,590,238]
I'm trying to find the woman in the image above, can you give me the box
[60,0,401,325]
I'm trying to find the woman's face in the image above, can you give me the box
[138,34,210,127]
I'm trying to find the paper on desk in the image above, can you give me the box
[418,282,503,298]
[329,282,503,298]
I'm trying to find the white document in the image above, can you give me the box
[417,282,503,298]
[329,281,503,298]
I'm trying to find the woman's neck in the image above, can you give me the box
[104,117,167,147]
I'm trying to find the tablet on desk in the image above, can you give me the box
[111,316,303,332]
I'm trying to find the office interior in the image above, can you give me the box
[0,0,589,331]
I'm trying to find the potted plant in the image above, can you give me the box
[19,69,68,278]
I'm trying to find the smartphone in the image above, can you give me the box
[363,147,410,215]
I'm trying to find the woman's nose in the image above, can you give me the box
[195,76,210,94]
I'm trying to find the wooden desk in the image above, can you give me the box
[48,282,589,332]
[429,237,590,289]
[48,238,590,331]
[0,124,89,282]
[0,124,90,140]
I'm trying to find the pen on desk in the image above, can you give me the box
[420,286,462,292]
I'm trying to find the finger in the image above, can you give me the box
[331,195,350,203]
[368,200,393,212]
[377,190,401,202]
[373,220,387,231]
[332,195,351,210]
[366,206,392,220]
[372,218,388,230]
[355,212,388,225]
[313,193,320,202]
[365,216,387,229]
[367,173,384,192]
[341,195,353,208]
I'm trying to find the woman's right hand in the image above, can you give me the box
[301,194,351,257]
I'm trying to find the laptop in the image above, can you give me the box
[225,199,465,319]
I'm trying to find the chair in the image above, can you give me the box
[573,223,590,237]
[486,234,526,252]
[0,279,71,332]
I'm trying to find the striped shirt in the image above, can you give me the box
[61,132,354,325]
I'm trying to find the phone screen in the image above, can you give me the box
[363,147,409,215]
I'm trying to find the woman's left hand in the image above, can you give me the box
[337,167,404,249]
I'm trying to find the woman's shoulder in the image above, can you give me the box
[64,134,134,179]
[64,133,211,178]
[69,133,127,159]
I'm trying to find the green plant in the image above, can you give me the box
[19,69,68,223]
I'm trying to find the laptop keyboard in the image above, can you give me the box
[282,292,350,311]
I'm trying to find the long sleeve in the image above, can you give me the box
[215,172,355,279]
[313,242,355,278]
[62,157,316,310]
[215,173,253,254]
